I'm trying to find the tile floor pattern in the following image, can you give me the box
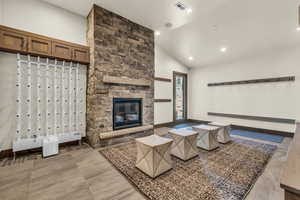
[0,127,292,200]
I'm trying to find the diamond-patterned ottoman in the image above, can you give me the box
[135,135,173,178]
[192,125,220,151]
[168,128,199,161]
[208,122,231,144]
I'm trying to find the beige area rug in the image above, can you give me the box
[100,137,276,200]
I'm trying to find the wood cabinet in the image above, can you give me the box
[28,37,51,56]
[0,25,90,64]
[72,47,89,63]
[0,29,28,52]
[52,42,72,60]
[285,191,300,200]
[51,43,89,62]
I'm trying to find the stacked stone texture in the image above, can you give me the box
[86,5,154,146]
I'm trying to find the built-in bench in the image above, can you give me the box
[281,121,300,200]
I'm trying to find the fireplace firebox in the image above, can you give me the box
[113,98,142,130]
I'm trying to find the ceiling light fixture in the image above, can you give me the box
[155,31,161,36]
[165,22,173,28]
[297,27,300,32]
[175,2,192,14]
[220,47,227,53]
[188,56,194,61]
[175,2,186,11]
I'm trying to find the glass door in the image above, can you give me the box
[173,72,187,122]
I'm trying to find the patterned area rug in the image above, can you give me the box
[100,138,276,200]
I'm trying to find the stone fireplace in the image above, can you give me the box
[86,5,154,147]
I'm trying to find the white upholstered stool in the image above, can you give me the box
[192,125,220,151]
[168,128,198,161]
[208,122,231,144]
[135,135,173,178]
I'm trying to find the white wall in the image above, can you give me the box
[0,52,17,151]
[154,45,189,125]
[1,0,87,45]
[189,46,300,132]
[0,0,3,24]
[0,0,88,151]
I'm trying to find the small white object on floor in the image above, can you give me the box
[192,125,220,151]
[43,135,59,158]
[208,122,231,144]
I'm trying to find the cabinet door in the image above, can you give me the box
[52,42,72,60]
[0,30,28,52]
[72,47,90,63]
[28,37,51,56]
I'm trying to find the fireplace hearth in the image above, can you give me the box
[113,98,142,130]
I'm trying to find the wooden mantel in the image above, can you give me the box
[103,75,151,87]
[281,121,300,200]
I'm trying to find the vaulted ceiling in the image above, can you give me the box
[43,0,300,68]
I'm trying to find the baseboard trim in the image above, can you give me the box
[187,119,211,124]
[207,112,295,124]
[231,125,294,138]
[154,120,196,128]
[155,119,294,138]
[154,119,210,129]
[188,119,294,138]
[154,121,176,128]
[0,149,13,159]
[0,137,87,159]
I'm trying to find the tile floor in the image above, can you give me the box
[0,127,292,200]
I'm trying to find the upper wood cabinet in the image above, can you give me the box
[28,37,51,56]
[52,42,73,60]
[72,47,89,63]
[0,25,90,64]
[0,29,28,52]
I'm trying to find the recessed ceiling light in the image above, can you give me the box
[297,27,300,32]
[175,2,186,11]
[220,47,227,52]
[188,56,193,61]
[175,2,192,14]
[155,31,161,36]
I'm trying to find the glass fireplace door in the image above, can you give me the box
[113,98,142,130]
